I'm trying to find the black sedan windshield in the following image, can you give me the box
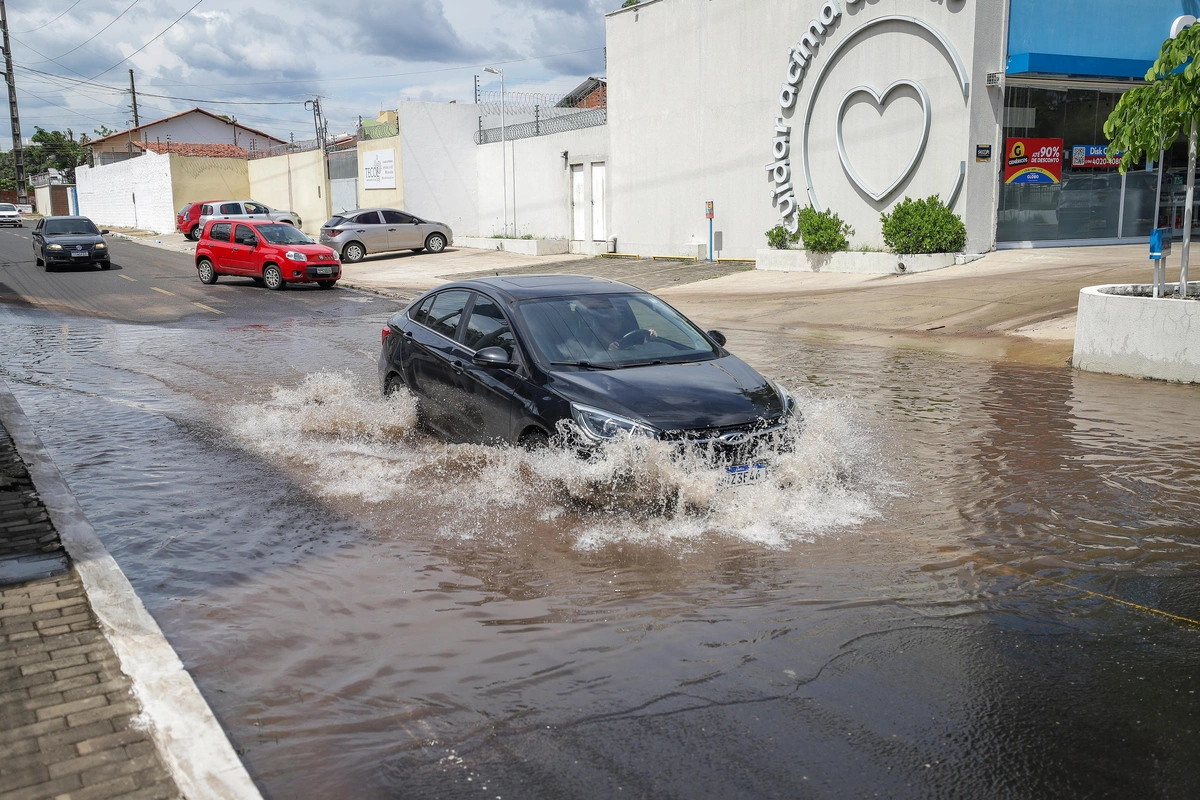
[44,219,99,235]
[258,224,313,245]
[517,292,718,368]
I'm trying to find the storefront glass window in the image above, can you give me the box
[997,86,1168,244]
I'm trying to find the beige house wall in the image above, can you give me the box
[168,155,249,216]
[357,136,403,211]
[247,149,330,235]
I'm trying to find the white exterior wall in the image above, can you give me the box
[75,150,175,233]
[33,185,51,216]
[398,102,481,236]
[477,125,609,240]
[606,0,1006,258]
[108,115,277,151]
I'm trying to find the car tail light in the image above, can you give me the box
[381,326,391,345]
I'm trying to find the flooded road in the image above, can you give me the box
[2,297,1199,799]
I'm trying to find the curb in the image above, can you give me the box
[0,379,263,800]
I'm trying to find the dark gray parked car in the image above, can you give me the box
[320,208,451,263]
[32,216,111,271]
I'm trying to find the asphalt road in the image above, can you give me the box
[0,227,395,324]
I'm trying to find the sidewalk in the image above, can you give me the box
[0,425,181,800]
[655,243,1157,366]
[0,385,261,800]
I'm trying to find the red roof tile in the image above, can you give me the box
[133,141,248,158]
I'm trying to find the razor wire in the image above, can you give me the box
[476,90,582,116]
[246,137,323,159]
[475,107,607,145]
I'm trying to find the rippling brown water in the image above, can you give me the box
[2,308,1199,799]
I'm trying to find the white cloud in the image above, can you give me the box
[5,0,609,139]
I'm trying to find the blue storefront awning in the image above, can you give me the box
[1007,0,1184,82]
[1007,53,1154,81]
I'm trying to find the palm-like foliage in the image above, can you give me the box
[1104,23,1200,172]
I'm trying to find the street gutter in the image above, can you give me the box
[0,379,263,800]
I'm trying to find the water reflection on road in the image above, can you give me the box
[2,305,1199,799]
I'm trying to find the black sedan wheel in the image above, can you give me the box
[197,258,218,285]
[98,261,111,271]
[263,265,286,290]
[425,233,447,253]
[342,242,365,263]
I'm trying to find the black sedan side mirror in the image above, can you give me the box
[472,346,514,369]
[101,230,110,235]
[707,330,727,347]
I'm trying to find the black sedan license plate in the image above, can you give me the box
[315,267,332,275]
[720,462,768,489]
[70,251,88,258]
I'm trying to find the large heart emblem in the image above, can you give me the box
[835,80,931,203]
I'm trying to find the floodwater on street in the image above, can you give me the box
[2,300,1199,799]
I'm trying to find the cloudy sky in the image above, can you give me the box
[4,0,610,146]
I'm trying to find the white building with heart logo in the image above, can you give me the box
[395,0,1188,261]
[605,0,1004,256]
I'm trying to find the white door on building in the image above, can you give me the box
[591,162,606,242]
[571,164,586,241]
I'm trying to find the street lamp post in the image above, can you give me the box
[484,67,507,238]
[1172,16,1197,296]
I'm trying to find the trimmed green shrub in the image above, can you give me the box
[798,206,854,253]
[880,195,966,254]
[765,223,800,250]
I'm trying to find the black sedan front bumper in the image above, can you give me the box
[44,248,109,266]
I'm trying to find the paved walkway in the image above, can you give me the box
[0,424,182,800]
[656,243,1158,367]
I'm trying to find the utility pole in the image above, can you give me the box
[307,97,325,151]
[128,69,139,127]
[0,0,27,205]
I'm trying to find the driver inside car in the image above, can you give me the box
[592,307,657,352]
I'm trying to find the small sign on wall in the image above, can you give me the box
[976,145,992,162]
[364,149,396,190]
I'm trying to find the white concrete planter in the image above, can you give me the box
[453,236,569,256]
[755,249,958,275]
[1073,283,1200,384]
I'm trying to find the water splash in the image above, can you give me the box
[228,372,894,549]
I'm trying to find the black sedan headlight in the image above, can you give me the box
[770,380,799,418]
[570,403,659,442]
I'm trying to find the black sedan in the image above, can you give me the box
[379,275,799,483]
[32,216,111,271]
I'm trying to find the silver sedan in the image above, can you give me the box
[320,208,452,263]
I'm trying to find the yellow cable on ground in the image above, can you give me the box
[979,559,1200,628]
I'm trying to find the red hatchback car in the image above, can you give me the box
[195,219,341,290]
[177,201,216,241]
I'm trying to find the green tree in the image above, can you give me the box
[0,127,88,190]
[1105,22,1200,289]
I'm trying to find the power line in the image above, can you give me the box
[24,0,141,65]
[85,0,203,81]
[14,85,117,126]
[11,0,84,34]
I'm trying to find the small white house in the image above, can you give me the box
[88,108,286,166]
